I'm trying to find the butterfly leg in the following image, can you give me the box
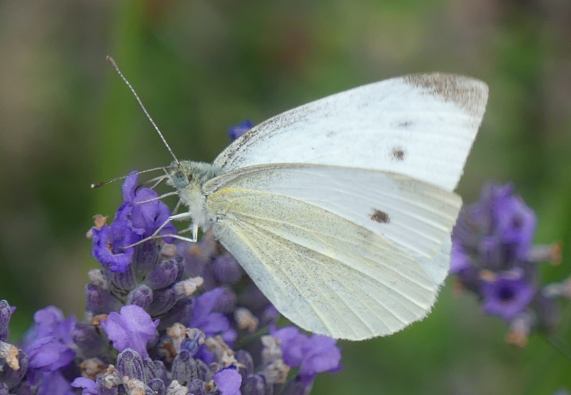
[136,225,196,243]
[172,200,182,215]
[134,191,179,204]
[124,212,192,248]
[149,234,197,243]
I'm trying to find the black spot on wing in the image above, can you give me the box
[397,120,413,128]
[370,209,390,224]
[391,147,405,161]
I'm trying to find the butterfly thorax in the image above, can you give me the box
[165,160,221,229]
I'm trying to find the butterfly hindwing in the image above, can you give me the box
[205,164,461,339]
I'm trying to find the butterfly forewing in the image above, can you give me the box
[214,73,488,192]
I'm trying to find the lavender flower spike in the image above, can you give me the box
[451,183,564,346]
[0,300,15,341]
[1,158,344,393]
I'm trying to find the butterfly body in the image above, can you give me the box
[163,161,220,232]
[155,73,489,340]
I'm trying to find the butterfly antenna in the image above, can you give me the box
[91,167,166,189]
[106,56,181,166]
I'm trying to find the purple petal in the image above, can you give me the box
[214,368,242,395]
[101,305,158,358]
[299,335,342,379]
[482,273,535,321]
[121,171,140,202]
[71,377,98,395]
[272,327,306,367]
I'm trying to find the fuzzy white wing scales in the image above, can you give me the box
[214,74,488,192]
[205,164,461,339]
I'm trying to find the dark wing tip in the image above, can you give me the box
[404,73,489,118]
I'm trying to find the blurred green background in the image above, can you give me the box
[0,1,570,394]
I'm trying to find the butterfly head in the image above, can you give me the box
[166,161,220,192]
[165,161,192,191]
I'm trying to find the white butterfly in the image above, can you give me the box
[107,59,488,340]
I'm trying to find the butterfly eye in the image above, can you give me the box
[171,170,189,186]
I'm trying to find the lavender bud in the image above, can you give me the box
[199,359,212,382]
[73,323,107,359]
[146,259,180,289]
[86,283,120,314]
[171,350,199,385]
[0,300,14,341]
[157,299,194,330]
[239,284,270,310]
[148,378,166,395]
[88,269,109,289]
[235,350,254,378]
[117,349,146,381]
[107,265,137,292]
[134,242,161,277]
[127,285,154,309]
[211,255,242,284]
[144,358,168,383]
[260,305,280,327]
[214,287,237,313]
[186,379,206,395]
[282,379,309,395]
[242,374,268,395]
[149,287,177,316]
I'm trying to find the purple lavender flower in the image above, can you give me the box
[32,371,74,395]
[22,306,76,371]
[214,367,243,395]
[190,287,236,342]
[91,172,176,273]
[273,326,342,382]
[71,377,97,395]
[451,183,563,346]
[91,215,138,273]
[453,184,536,273]
[121,171,176,237]
[101,304,159,358]
[212,254,243,285]
[228,120,254,140]
[481,272,536,321]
